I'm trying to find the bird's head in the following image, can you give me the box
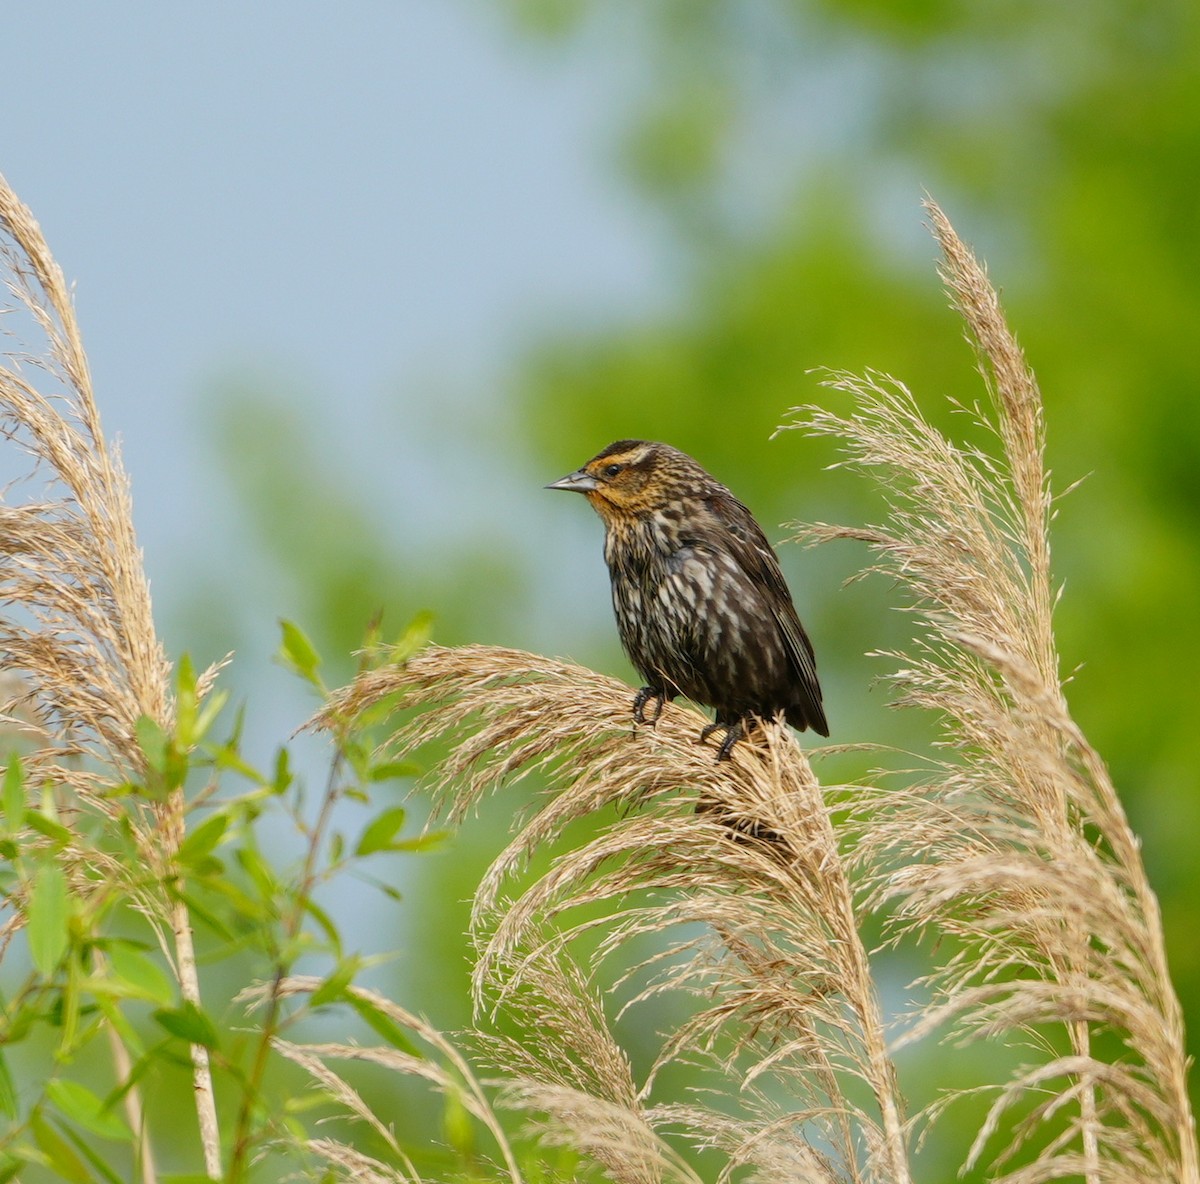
[546,440,698,523]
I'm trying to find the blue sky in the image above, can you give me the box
[2,2,693,965]
[3,3,666,643]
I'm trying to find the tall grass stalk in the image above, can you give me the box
[323,647,912,1182]
[315,203,1197,1184]
[3,166,1192,1183]
[787,201,1197,1183]
[0,173,222,1178]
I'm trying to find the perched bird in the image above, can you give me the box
[547,440,828,759]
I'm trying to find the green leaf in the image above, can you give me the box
[394,610,434,660]
[153,1002,220,1050]
[192,688,229,745]
[135,715,170,773]
[99,781,139,800]
[235,846,279,900]
[54,1122,124,1184]
[211,742,262,783]
[186,854,226,878]
[169,888,237,941]
[27,862,71,976]
[59,944,84,1053]
[175,656,229,750]
[0,1155,24,1184]
[369,760,419,783]
[443,1088,475,1158]
[101,1044,157,1113]
[2,757,25,831]
[92,991,145,1060]
[174,654,198,746]
[30,1109,92,1182]
[134,716,187,794]
[106,944,173,1006]
[354,806,408,857]
[278,619,322,687]
[388,830,448,853]
[3,994,39,1043]
[24,811,73,848]
[301,895,342,954]
[46,1080,131,1141]
[345,991,420,1054]
[310,956,362,1009]
[272,746,293,794]
[178,812,228,864]
[0,1050,16,1119]
[341,735,371,783]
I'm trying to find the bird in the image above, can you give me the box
[546,439,827,760]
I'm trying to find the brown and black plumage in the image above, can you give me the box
[547,440,828,759]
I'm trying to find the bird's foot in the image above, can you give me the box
[632,686,669,726]
[700,717,746,762]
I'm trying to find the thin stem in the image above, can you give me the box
[103,1004,158,1184]
[173,895,221,1179]
[226,751,345,1183]
[161,788,222,1180]
[801,774,911,1184]
[1071,1016,1100,1183]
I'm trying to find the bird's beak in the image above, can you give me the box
[545,467,599,493]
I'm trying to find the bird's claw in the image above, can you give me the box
[700,718,746,762]
[632,686,668,726]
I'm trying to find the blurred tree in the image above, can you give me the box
[506,0,1200,998]
[505,0,1200,1172]
[187,1,1200,1177]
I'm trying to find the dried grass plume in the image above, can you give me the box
[0,172,222,1179]
[787,200,1197,1184]
[0,179,174,775]
[314,201,1197,1184]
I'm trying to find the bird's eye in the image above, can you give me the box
[603,463,624,478]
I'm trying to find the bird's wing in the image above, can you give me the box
[703,491,827,733]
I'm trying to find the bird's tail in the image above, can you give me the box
[787,698,829,738]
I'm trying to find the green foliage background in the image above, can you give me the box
[178,2,1200,1177]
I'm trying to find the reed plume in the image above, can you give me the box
[0,173,221,1178]
[0,183,170,773]
[257,976,520,1184]
[320,647,912,1183]
[788,200,1197,1183]
[313,200,1196,1184]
